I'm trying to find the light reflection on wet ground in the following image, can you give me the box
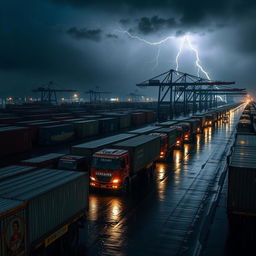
[81,108,243,256]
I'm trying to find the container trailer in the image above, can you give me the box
[0,168,89,255]
[71,133,137,158]
[20,153,65,169]
[38,124,74,145]
[90,135,161,192]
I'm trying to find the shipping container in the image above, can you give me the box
[0,165,36,182]
[112,135,161,174]
[235,134,256,147]
[98,117,119,134]
[20,153,66,168]
[128,126,158,135]
[0,126,32,157]
[237,119,253,133]
[156,120,178,128]
[155,127,178,148]
[73,120,99,138]
[62,118,85,123]
[0,198,27,256]
[185,118,201,134]
[131,112,146,127]
[0,169,88,250]
[81,115,102,120]
[228,146,256,216]
[71,133,136,157]
[16,120,60,143]
[39,124,74,145]
[192,115,206,127]
[102,113,131,129]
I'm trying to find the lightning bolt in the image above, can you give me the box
[116,29,225,102]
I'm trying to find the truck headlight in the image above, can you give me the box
[112,179,120,184]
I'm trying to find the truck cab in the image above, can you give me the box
[90,149,129,190]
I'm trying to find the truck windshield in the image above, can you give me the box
[91,157,120,170]
[58,160,77,170]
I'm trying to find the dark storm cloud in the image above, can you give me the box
[49,0,256,25]
[106,33,118,39]
[137,16,176,34]
[120,18,130,25]
[66,27,102,41]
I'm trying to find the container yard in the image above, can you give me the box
[2,2,256,254]
[0,98,251,256]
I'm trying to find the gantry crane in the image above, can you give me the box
[85,87,111,103]
[136,69,244,121]
[32,81,77,104]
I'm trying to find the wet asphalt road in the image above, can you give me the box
[79,107,243,256]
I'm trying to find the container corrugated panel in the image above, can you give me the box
[119,114,131,129]
[73,120,99,138]
[71,133,136,156]
[235,134,256,147]
[0,165,36,182]
[128,126,158,135]
[155,127,178,147]
[0,169,88,246]
[20,153,65,168]
[104,113,131,129]
[113,135,161,173]
[228,150,256,215]
[39,124,74,145]
[0,198,27,256]
[98,118,119,134]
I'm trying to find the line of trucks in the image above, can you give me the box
[227,102,256,243]
[0,103,240,255]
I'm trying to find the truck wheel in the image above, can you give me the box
[122,178,130,195]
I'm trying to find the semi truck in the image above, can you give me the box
[152,126,178,160]
[90,135,161,193]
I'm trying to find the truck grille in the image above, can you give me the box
[96,176,111,182]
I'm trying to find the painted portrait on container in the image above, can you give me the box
[3,215,26,256]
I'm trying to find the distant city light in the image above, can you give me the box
[110,98,119,102]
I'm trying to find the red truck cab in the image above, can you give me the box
[90,149,129,190]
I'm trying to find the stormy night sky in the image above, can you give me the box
[1,0,256,98]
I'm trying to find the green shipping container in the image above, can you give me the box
[73,120,99,138]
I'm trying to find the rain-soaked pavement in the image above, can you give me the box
[79,107,243,256]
